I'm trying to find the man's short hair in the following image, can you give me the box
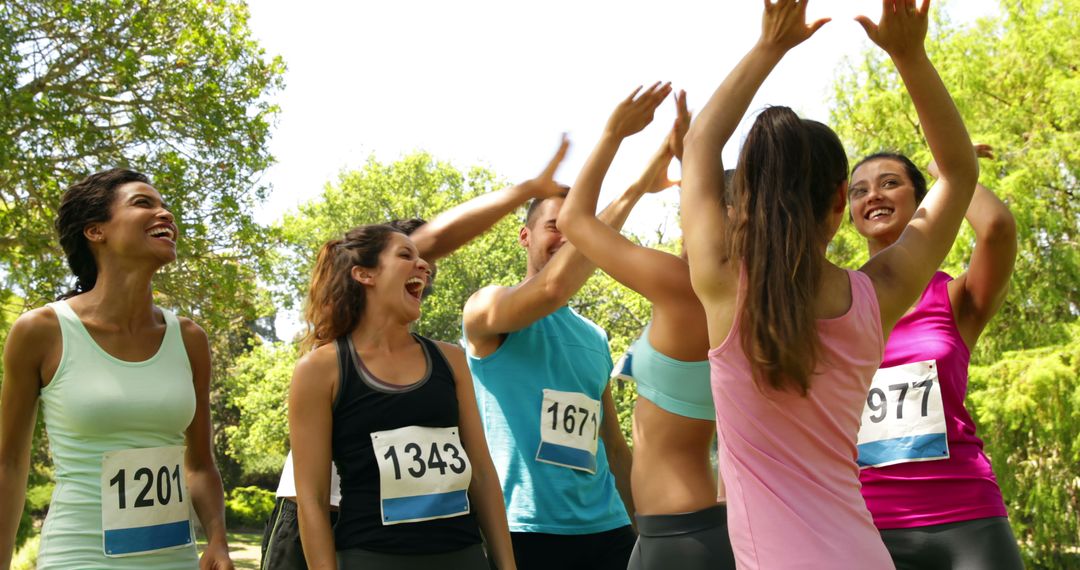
[524,184,570,227]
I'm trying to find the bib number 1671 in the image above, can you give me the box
[546,400,598,438]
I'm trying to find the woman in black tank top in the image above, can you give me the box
[288,224,515,570]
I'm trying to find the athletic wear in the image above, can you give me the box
[465,306,630,535]
[626,323,713,420]
[330,334,482,554]
[260,498,339,570]
[36,301,199,569]
[509,526,637,570]
[708,270,893,569]
[880,517,1023,570]
[337,543,488,569]
[275,452,341,505]
[628,505,735,570]
[859,272,1009,529]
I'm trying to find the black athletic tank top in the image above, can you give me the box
[331,334,482,554]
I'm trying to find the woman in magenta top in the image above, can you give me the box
[680,1,979,567]
[850,143,1023,569]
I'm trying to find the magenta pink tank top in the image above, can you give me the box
[858,272,1007,529]
[709,270,893,569]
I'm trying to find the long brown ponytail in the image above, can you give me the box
[726,106,848,394]
[300,224,403,352]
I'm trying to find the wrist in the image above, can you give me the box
[890,46,930,68]
[751,39,788,62]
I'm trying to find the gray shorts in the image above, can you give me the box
[337,542,488,569]
[628,504,735,570]
[880,516,1024,570]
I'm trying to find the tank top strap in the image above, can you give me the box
[919,271,954,315]
[847,269,884,354]
[333,336,352,409]
[47,300,84,341]
[414,334,455,387]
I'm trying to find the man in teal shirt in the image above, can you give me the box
[463,165,644,570]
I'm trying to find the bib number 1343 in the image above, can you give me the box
[535,389,601,474]
[371,426,472,525]
[101,446,194,557]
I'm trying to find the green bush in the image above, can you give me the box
[969,326,1080,568]
[225,485,276,530]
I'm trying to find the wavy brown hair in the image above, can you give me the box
[300,224,404,352]
[726,107,848,395]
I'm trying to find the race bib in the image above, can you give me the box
[611,350,634,383]
[535,389,601,474]
[101,446,194,557]
[857,360,949,468]
[371,426,471,525]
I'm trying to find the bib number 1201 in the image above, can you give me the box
[109,465,183,509]
[100,445,194,557]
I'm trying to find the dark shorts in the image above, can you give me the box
[337,543,488,569]
[260,497,339,570]
[510,525,636,570]
[628,505,735,570]
[880,516,1024,570]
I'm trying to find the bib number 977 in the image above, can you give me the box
[857,360,948,468]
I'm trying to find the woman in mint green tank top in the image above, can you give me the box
[0,169,233,569]
[557,88,735,569]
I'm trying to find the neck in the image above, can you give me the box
[351,307,415,353]
[72,259,158,330]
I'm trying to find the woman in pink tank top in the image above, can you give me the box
[679,1,979,568]
[849,142,1023,569]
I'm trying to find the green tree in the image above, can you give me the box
[828,0,1079,362]
[222,341,297,482]
[0,0,284,356]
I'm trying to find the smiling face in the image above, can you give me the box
[519,196,567,276]
[87,182,179,267]
[848,158,920,249]
[353,231,432,323]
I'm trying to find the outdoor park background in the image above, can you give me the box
[1,0,1077,567]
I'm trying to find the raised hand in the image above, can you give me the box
[928,143,993,179]
[758,0,830,53]
[669,90,691,161]
[856,0,930,59]
[522,134,571,199]
[604,82,672,140]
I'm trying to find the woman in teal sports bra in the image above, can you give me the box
[557,85,735,570]
[0,169,233,569]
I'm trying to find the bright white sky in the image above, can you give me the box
[246,0,999,238]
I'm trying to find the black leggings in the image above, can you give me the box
[880,516,1024,570]
[510,526,637,570]
[627,505,735,570]
[337,543,488,569]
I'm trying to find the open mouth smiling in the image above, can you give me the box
[405,277,425,301]
[147,225,177,242]
[866,207,894,221]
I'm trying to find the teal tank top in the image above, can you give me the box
[465,306,630,534]
[623,323,714,421]
[36,301,199,569]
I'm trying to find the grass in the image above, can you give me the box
[198,530,263,570]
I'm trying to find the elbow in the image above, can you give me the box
[983,210,1017,245]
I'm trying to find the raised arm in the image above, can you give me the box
[463,182,648,349]
[410,138,570,262]
[288,349,338,570]
[681,0,829,303]
[929,145,1016,346]
[856,0,980,331]
[558,86,700,307]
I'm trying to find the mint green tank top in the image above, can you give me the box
[36,301,199,569]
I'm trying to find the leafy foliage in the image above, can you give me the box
[829,0,1079,362]
[225,485,277,530]
[969,327,1080,567]
[222,341,296,480]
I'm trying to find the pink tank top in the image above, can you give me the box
[709,270,893,569]
[858,272,1007,529]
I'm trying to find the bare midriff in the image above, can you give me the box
[631,396,721,515]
